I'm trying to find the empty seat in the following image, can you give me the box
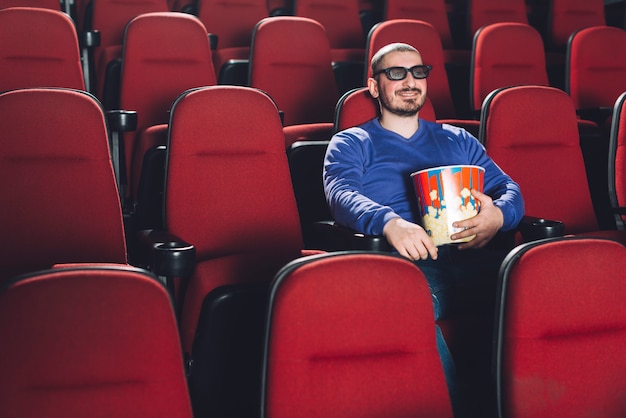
[117,12,216,208]
[194,0,268,81]
[479,84,626,243]
[566,25,626,128]
[0,264,193,418]
[0,88,127,281]
[494,236,626,418]
[262,251,454,418]
[470,22,549,115]
[159,85,319,355]
[249,16,339,148]
[548,0,606,52]
[294,0,365,63]
[466,0,528,43]
[82,0,170,100]
[383,0,470,65]
[0,7,85,91]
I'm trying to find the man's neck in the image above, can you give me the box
[379,112,420,139]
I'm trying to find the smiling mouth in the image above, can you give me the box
[397,89,422,97]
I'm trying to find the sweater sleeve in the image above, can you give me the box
[323,129,400,235]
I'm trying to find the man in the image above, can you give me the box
[323,40,525,418]
[324,42,524,320]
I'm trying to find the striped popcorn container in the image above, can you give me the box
[411,165,485,246]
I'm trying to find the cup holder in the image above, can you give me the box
[522,217,565,242]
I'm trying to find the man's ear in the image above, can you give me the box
[367,77,379,99]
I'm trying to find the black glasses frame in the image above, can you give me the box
[372,65,433,81]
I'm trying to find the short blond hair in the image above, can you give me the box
[370,43,420,75]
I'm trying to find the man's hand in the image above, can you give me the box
[383,217,438,261]
[450,189,504,250]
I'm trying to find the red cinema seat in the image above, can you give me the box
[479,84,626,244]
[0,88,127,281]
[0,264,193,418]
[566,25,626,129]
[249,16,339,148]
[467,0,528,41]
[294,0,365,63]
[0,7,85,91]
[470,22,549,115]
[82,0,169,100]
[118,11,216,208]
[262,251,454,418]
[161,85,320,355]
[383,0,470,65]
[495,236,626,418]
[195,0,267,81]
[548,0,606,52]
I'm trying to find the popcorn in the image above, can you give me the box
[412,165,485,246]
[422,194,478,245]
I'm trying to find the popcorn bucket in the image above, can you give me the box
[411,165,485,246]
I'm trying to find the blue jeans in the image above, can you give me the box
[418,245,507,417]
[415,245,507,321]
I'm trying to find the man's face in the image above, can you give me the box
[369,50,428,117]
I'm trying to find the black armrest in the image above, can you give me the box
[137,229,196,284]
[517,216,565,242]
[217,59,249,86]
[312,216,566,253]
[208,33,218,50]
[105,110,138,211]
[79,29,100,93]
[311,220,393,252]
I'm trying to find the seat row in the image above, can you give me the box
[1,234,624,418]
[4,7,626,225]
[2,83,626,416]
[3,82,626,331]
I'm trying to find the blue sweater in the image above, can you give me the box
[323,118,525,236]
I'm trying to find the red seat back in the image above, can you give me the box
[196,0,268,75]
[294,0,365,62]
[467,0,528,40]
[87,0,170,99]
[495,237,626,418]
[0,7,85,91]
[549,0,606,50]
[0,88,127,280]
[480,85,598,234]
[165,86,305,353]
[470,22,549,112]
[566,26,626,111]
[249,16,339,126]
[262,252,453,418]
[384,0,455,50]
[119,11,216,201]
[0,265,193,418]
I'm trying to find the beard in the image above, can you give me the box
[379,88,426,117]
